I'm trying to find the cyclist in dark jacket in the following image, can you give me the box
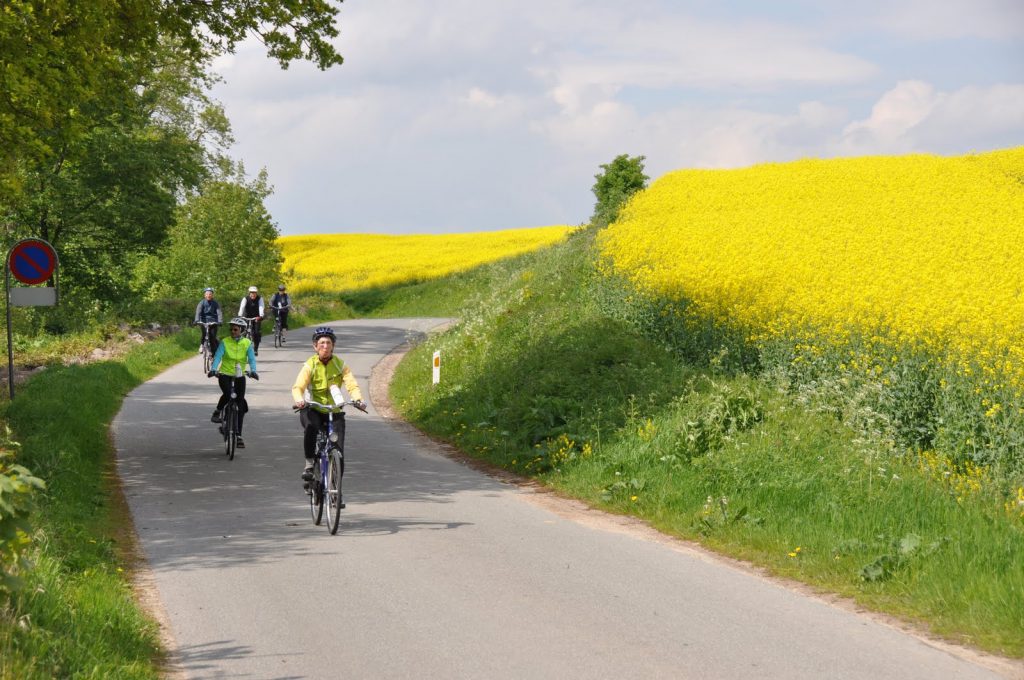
[194,287,222,353]
[270,284,291,342]
[238,285,265,355]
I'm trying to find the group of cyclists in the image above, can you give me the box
[194,284,291,356]
[194,285,364,483]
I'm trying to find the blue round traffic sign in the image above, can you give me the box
[8,239,57,285]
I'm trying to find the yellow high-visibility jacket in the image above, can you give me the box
[292,354,362,412]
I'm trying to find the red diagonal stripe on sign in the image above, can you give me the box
[16,250,48,277]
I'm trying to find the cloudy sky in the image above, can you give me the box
[211,0,1024,236]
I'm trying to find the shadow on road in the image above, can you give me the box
[116,326,497,573]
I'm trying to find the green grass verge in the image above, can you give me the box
[0,330,198,679]
[389,229,1024,658]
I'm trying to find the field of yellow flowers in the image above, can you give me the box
[280,226,574,294]
[599,148,1024,362]
[598,147,1024,475]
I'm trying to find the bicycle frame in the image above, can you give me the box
[271,304,288,347]
[299,398,360,534]
[213,364,252,461]
[196,321,219,373]
[241,316,259,341]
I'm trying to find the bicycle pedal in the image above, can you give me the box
[338,503,346,509]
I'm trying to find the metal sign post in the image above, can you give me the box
[5,238,60,399]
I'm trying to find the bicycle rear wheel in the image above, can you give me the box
[326,449,344,534]
[224,404,237,460]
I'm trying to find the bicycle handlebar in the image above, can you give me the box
[208,370,257,380]
[295,399,365,413]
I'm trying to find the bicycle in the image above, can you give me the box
[295,398,365,534]
[209,365,258,461]
[240,316,260,341]
[271,304,290,348]
[194,321,220,375]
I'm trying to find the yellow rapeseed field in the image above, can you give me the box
[280,226,574,294]
[598,148,1024,378]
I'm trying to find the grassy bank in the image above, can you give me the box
[0,330,198,679]
[389,229,1024,657]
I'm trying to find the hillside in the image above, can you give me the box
[383,151,1024,657]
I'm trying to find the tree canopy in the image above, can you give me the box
[134,167,284,303]
[591,154,649,227]
[0,0,343,325]
[0,0,341,182]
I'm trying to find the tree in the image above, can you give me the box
[0,0,341,186]
[590,154,649,227]
[133,166,284,302]
[1,41,232,313]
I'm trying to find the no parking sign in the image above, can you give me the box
[5,238,61,397]
[9,239,57,286]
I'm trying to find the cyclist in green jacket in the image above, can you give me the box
[208,317,259,448]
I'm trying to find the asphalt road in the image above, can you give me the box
[113,319,1017,680]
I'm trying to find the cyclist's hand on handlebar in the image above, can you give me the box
[249,372,259,380]
[294,400,306,410]
[207,370,216,378]
[353,399,367,412]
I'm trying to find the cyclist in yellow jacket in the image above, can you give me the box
[292,326,365,481]
[209,317,259,448]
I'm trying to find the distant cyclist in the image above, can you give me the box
[238,285,265,355]
[194,287,222,353]
[292,326,365,482]
[270,284,291,342]
[208,317,259,448]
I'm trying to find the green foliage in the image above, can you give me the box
[0,39,230,326]
[157,0,343,70]
[590,154,649,227]
[670,379,763,462]
[0,0,340,179]
[0,1,340,328]
[0,429,45,594]
[133,167,283,301]
[1,332,195,678]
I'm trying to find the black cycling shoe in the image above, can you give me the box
[301,467,315,482]
[210,410,222,423]
[236,437,245,449]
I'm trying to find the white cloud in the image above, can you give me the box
[838,81,1024,155]
[839,80,939,153]
[874,0,1024,40]
[206,2,1024,234]
[464,87,500,109]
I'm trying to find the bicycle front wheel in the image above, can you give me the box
[203,345,212,374]
[326,449,344,534]
[274,323,281,348]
